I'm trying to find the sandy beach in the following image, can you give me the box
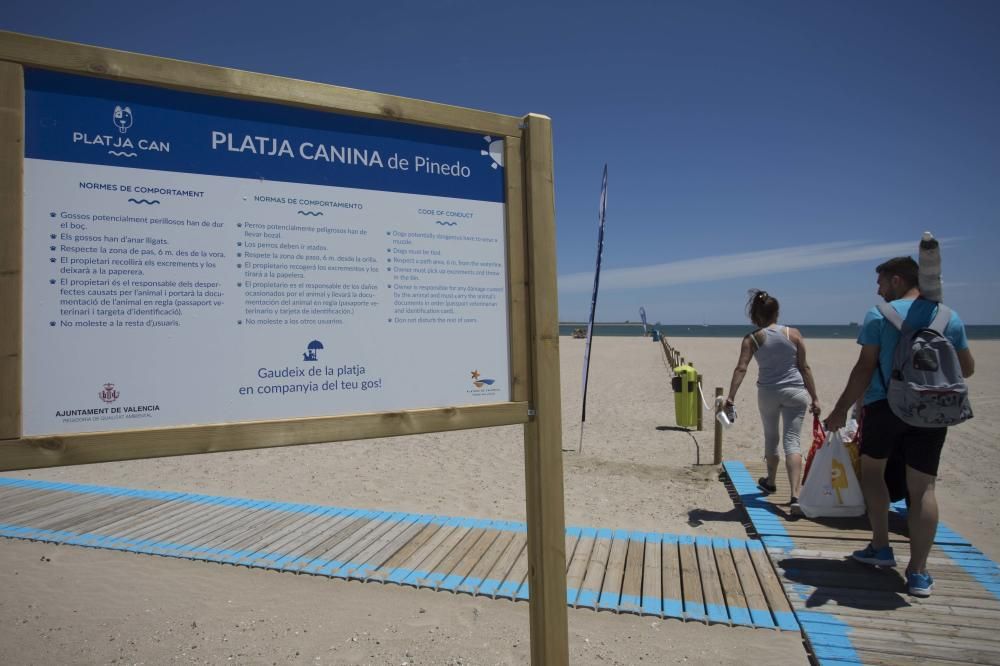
[2,335,997,665]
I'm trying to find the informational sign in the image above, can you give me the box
[22,69,510,435]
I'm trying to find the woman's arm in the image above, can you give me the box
[726,336,756,405]
[792,328,821,415]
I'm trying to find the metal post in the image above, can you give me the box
[696,372,703,432]
[714,387,724,465]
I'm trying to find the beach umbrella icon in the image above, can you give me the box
[304,340,324,361]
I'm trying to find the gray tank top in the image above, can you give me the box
[753,326,804,387]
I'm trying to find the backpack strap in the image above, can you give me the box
[874,303,904,390]
[876,302,905,332]
[929,304,952,334]
[878,301,951,334]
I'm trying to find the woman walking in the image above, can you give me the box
[725,290,821,512]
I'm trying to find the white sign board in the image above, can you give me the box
[22,69,510,435]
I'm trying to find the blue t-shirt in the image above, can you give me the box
[857,298,969,406]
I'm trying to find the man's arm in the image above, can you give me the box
[824,344,880,431]
[958,347,975,378]
[946,314,975,378]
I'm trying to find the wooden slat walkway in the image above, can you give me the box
[724,461,1000,665]
[0,476,795,630]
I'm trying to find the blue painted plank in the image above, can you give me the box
[575,589,598,609]
[641,594,662,617]
[494,578,523,600]
[618,594,642,615]
[748,609,775,629]
[810,644,862,663]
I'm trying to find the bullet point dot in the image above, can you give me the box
[237,253,242,257]
[50,234,56,239]
[237,223,242,228]
[388,318,392,323]
[50,258,56,263]
[386,231,390,235]
[50,213,56,218]
[237,282,242,287]
[50,246,56,251]
[49,279,56,284]
[237,264,242,268]
[49,321,56,326]
[237,242,242,246]
[237,320,242,325]
[387,268,391,272]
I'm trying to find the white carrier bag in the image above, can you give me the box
[798,427,866,518]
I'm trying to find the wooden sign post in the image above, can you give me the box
[0,31,567,665]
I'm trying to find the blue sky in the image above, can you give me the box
[4,0,999,323]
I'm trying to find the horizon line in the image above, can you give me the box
[558,238,960,293]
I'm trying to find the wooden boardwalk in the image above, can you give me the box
[0,476,795,630]
[725,461,1000,665]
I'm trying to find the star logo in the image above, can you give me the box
[471,370,480,380]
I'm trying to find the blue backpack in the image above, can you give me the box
[876,302,973,428]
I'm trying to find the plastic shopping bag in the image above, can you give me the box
[803,415,858,482]
[798,427,866,518]
[843,427,862,481]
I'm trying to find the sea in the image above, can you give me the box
[559,322,1000,340]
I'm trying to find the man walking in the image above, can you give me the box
[825,256,975,597]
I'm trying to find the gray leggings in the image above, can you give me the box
[757,385,809,457]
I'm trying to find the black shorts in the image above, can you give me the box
[860,400,947,476]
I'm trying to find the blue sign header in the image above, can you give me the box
[25,69,506,203]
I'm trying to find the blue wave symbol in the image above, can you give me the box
[127,198,161,205]
[297,211,324,216]
[108,151,137,157]
[436,220,458,226]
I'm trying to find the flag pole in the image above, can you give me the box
[575,165,608,454]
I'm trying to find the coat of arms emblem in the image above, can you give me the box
[99,383,120,404]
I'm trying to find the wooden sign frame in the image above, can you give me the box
[0,31,568,665]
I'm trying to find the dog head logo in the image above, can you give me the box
[113,106,133,134]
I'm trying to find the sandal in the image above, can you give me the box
[757,477,777,494]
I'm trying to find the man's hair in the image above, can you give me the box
[746,289,779,327]
[876,256,919,288]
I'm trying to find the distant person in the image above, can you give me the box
[725,290,821,513]
[825,256,974,598]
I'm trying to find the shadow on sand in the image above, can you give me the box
[686,507,745,527]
